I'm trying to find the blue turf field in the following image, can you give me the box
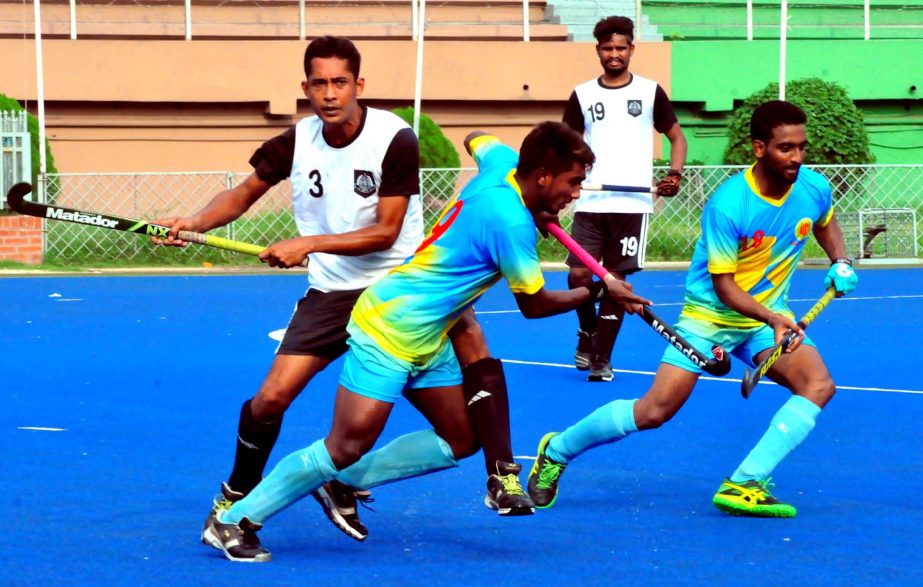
[2,269,922,586]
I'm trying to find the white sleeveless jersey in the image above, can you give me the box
[570,74,659,214]
[288,108,423,291]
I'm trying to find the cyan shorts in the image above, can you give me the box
[338,324,462,403]
[661,314,816,374]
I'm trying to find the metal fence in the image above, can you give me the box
[38,164,922,265]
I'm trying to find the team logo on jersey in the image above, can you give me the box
[794,218,813,241]
[354,170,376,197]
[627,100,642,117]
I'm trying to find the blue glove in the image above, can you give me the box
[824,259,858,294]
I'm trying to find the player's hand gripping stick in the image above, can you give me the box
[546,223,730,376]
[740,288,836,398]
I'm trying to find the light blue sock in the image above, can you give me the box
[224,438,338,525]
[336,429,459,490]
[731,395,822,483]
[546,399,638,464]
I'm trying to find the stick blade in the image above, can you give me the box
[740,368,759,399]
[5,182,33,212]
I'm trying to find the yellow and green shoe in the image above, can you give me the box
[712,478,797,518]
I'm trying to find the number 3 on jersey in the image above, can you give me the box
[308,169,324,198]
[416,199,463,253]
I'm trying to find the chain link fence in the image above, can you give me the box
[38,164,922,266]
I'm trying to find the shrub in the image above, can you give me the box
[392,106,461,168]
[723,78,874,165]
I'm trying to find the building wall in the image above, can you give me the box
[669,39,923,163]
[0,39,673,174]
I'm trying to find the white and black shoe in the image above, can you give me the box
[312,480,373,541]
[202,512,271,563]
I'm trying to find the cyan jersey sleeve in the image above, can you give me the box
[702,198,741,275]
[470,135,517,175]
[488,219,544,294]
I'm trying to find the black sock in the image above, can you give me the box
[462,358,513,476]
[594,298,626,363]
[569,273,598,334]
[226,399,282,495]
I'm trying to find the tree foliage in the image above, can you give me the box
[723,78,874,165]
[0,93,58,189]
[392,107,461,168]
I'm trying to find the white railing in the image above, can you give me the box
[34,164,923,265]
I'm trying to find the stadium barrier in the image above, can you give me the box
[27,164,923,265]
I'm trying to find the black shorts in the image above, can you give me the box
[565,211,649,275]
[277,287,365,358]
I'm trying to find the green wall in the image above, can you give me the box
[666,40,923,163]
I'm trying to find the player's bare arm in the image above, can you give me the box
[812,215,847,261]
[664,123,687,173]
[152,172,270,247]
[655,124,687,196]
[711,272,804,350]
[259,193,410,268]
[600,274,651,314]
[514,282,649,319]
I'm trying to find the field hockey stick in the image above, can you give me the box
[6,182,306,266]
[581,183,657,194]
[546,222,730,376]
[740,288,836,399]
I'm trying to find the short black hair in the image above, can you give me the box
[593,16,634,43]
[304,36,361,79]
[517,121,595,177]
[750,100,807,143]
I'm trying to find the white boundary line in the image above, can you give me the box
[499,358,923,396]
[18,426,67,432]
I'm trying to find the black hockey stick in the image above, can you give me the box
[547,223,730,376]
[740,288,836,399]
[6,182,302,264]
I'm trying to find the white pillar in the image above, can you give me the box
[33,0,47,176]
[184,0,192,40]
[413,1,426,136]
[779,0,788,101]
[522,0,530,42]
[747,0,753,41]
[69,0,77,39]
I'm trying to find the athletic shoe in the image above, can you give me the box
[202,482,244,536]
[527,432,568,508]
[712,478,797,518]
[201,495,271,563]
[202,514,271,563]
[587,357,613,382]
[312,480,373,541]
[483,461,535,516]
[574,330,595,371]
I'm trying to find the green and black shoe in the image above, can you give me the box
[527,432,568,508]
[713,478,797,518]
